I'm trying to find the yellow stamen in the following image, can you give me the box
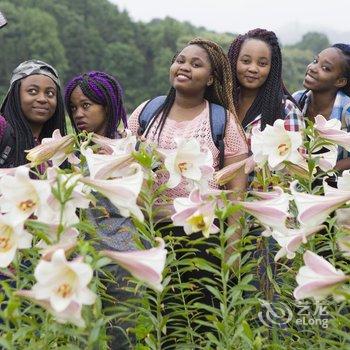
[18,199,36,211]
[57,283,72,298]
[0,236,11,250]
[278,143,290,156]
[187,215,207,232]
[178,162,188,173]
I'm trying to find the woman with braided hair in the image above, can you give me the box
[65,72,135,349]
[0,59,66,168]
[65,71,127,139]
[293,43,350,170]
[228,28,304,146]
[228,29,305,300]
[128,38,248,325]
[129,37,248,201]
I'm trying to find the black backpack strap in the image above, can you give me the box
[137,95,167,136]
[0,118,15,168]
[209,103,227,170]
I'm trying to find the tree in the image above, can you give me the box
[0,2,67,88]
[293,32,330,55]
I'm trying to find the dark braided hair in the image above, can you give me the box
[0,80,66,167]
[228,28,294,129]
[65,71,127,138]
[145,37,245,141]
[332,43,350,96]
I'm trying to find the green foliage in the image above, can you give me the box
[0,0,329,113]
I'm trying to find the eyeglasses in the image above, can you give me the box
[0,11,7,29]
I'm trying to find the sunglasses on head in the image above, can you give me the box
[0,11,7,29]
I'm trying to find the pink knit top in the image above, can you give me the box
[128,100,248,206]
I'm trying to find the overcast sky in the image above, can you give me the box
[111,0,350,44]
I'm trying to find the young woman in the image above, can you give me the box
[65,71,133,349]
[228,28,304,145]
[64,71,127,139]
[293,43,350,170]
[0,59,66,167]
[128,38,248,319]
[227,29,304,298]
[129,38,248,203]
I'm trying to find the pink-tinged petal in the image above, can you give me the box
[214,156,254,186]
[67,153,80,165]
[0,167,17,178]
[171,207,197,225]
[294,281,343,300]
[298,194,350,227]
[50,292,72,312]
[189,188,202,203]
[293,250,349,301]
[237,201,289,229]
[304,250,343,276]
[250,186,285,200]
[41,241,77,261]
[80,164,144,221]
[16,290,86,327]
[315,115,350,151]
[101,237,166,292]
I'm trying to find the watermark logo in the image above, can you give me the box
[258,301,293,327]
[258,300,329,329]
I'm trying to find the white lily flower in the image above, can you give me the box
[91,130,137,155]
[26,129,78,167]
[235,186,290,231]
[251,119,303,169]
[294,250,349,301]
[36,226,79,261]
[0,214,32,267]
[102,237,167,292]
[82,147,134,179]
[32,249,96,312]
[16,290,86,327]
[314,115,350,151]
[0,166,52,221]
[272,225,325,261]
[291,180,350,227]
[80,164,144,221]
[312,144,338,172]
[324,170,350,197]
[172,189,219,238]
[39,170,91,226]
[160,137,214,189]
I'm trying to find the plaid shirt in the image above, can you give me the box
[244,98,305,147]
[293,89,350,160]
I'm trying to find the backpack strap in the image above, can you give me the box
[209,103,227,170]
[0,116,15,168]
[137,95,167,136]
[137,97,227,169]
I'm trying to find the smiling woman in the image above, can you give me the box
[0,59,66,167]
[228,28,304,147]
[293,44,350,170]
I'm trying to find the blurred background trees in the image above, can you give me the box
[0,0,329,111]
